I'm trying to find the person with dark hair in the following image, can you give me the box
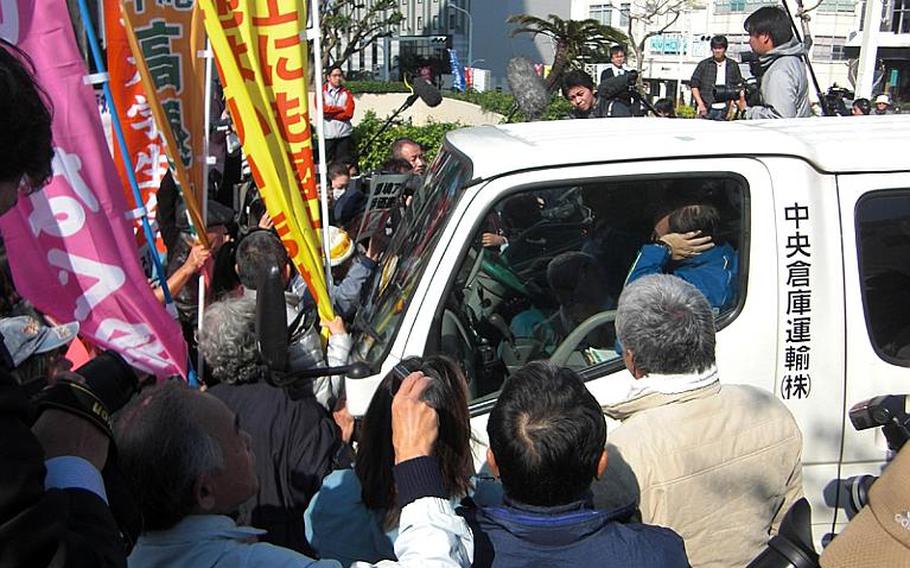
[390,138,426,175]
[304,356,474,566]
[0,39,127,567]
[654,97,676,117]
[600,45,630,83]
[197,297,343,557]
[118,377,474,568]
[690,34,745,120]
[594,274,803,568]
[852,97,872,115]
[625,203,738,310]
[743,6,811,119]
[318,65,356,166]
[457,361,688,566]
[233,230,351,408]
[329,160,367,227]
[561,69,607,119]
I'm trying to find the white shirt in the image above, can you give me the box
[712,59,727,109]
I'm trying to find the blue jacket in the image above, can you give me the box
[626,242,738,310]
[459,497,689,567]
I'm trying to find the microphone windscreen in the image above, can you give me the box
[412,77,443,107]
[507,57,549,119]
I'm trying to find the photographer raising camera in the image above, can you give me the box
[743,6,812,119]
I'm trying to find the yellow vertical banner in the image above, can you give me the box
[119,1,209,246]
[199,0,333,321]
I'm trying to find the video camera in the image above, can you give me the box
[841,394,910,515]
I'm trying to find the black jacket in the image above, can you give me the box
[689,56,744,107]
[209,381,342,557]
[0,368,126,568]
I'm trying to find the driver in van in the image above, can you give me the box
[625,203,738,311]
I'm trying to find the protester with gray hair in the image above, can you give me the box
[117,375,474,568]
[198,296,343,557]
[593,274,804,568]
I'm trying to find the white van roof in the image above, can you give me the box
[446,115,910,181]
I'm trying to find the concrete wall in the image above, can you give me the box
[308,93,505,126]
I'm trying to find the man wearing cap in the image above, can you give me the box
[821,443,910,566]
[873,94,897,115]
[0,315,79,388]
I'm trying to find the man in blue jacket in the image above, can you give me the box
[625,203,738,311]
[459,362,689,567]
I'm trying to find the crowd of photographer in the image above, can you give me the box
[562,5,903,122]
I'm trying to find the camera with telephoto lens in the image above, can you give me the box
[32,350,140,440]
[713,84,743,103]
[841,394,910,514]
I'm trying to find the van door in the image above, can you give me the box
[836,173,910,525]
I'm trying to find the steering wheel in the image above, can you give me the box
[549,310,618,367]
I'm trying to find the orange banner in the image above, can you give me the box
[119,0,209,244]
[105,6,169,266]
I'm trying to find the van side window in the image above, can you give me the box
[432,175,748,402]
[856,190,910,367]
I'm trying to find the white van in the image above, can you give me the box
[345,115,910,535]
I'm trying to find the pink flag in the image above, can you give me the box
[0,0,188,378]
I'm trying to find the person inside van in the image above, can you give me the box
[625,203,738,311]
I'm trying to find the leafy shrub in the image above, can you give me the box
[353,111,463,172]
[346,81,410,94]
[675,104,697,119]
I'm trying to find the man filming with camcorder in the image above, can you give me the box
[690,35,747,120]
[742,6,812,119]
[598,45,646,117]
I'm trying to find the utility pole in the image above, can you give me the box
[855,0,884,98]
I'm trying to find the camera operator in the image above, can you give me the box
[1,40,128,567]
[742,6,812,119]
[598,45,643,117]
[690,35,746,120]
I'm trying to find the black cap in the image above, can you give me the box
[176,199,235,233]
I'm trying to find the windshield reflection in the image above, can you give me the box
[355,149,470,366]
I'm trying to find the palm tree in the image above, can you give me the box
[507,14,628,93]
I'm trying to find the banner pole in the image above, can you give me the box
[196,39,215,383]
[77,0,176,310]
[308,0,334,294]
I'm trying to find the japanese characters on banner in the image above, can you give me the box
[0,0,188,377]
[119,0,209,244]
[781,202,812,400]
[105,6,169,273]
[199,0,334,322]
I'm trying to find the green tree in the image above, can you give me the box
[506,14,628,93]
[319,0,404,72]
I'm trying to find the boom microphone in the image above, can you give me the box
[411,77,443,108]
[506,56,549,120]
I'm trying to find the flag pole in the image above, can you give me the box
[308,0,334,294]
[196,38,214,383]
[75,0,176,312]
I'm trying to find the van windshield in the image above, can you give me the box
[353,149,471,368]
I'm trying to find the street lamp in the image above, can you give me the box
[448,1,472,83]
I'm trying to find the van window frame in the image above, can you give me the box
[423,168,753,416]
[854,187,910,368]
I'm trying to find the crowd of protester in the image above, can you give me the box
[4,12,899,566]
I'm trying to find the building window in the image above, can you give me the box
[432,15,438,30]
[856,189,910,367]
[417,16,423,29]
[590,4,613,26]
[715,0,776,14]
[819,0,856,12]
[449,12,458,30]
[812,36,848,61]
[893,0,910,33]
[620,3,631,27]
